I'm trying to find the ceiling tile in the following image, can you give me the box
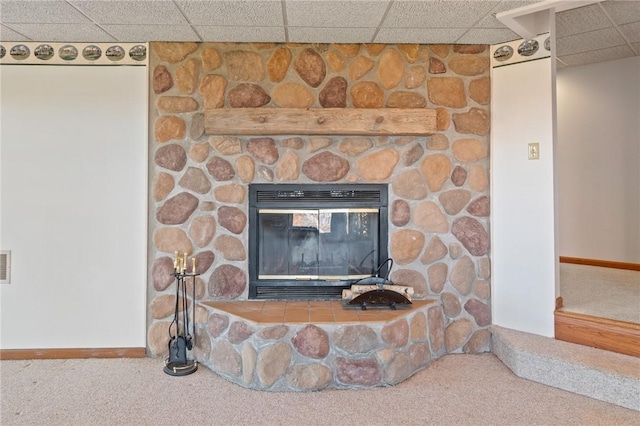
[285,1,390,28]
[5,23,115,42]
[475,0,540,28]
[288,27,376,43]
[619,21,640,43]
[601,0,640,26]
[102,25,199,42]
[176,1,283,26]
[557,27,626,56]
[375,27,466,44]
[457,28,521,45]
[195,26,286,43]
[555,4,611,38]
[0,0,92,24]
[69,1,188,25]
[384,0,500,28]
[558,44,635,67]
[0,24,31,41]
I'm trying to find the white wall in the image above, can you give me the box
[491,58,557,337]
[0,65,147,349]
[556,56,640,264]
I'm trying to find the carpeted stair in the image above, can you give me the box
[492,325,640,411]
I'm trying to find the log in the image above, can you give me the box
[204,108,437,136]
[342,284,414,302]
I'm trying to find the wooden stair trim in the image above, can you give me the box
[559,256,640,271]
[555,310,640,330]
[554,310,640,357]
[0,347,146,360]
[204,107,437,136]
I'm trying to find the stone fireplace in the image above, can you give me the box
[147,42,492,366]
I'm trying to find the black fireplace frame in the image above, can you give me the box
[248,183,389,300]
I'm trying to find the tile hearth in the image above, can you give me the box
[196,299,445,391]
[201,299,433,324]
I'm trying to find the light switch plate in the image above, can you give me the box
[528,143,540,160]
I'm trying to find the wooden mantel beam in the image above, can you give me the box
[204,108,437,136]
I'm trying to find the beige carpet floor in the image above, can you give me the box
[559,263,640,323]
[1,354,638,425]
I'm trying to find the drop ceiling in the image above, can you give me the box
[1,0,638,68]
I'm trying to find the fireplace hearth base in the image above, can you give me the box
[196,299,445,391]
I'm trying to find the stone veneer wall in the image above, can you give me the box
[147,42,491,358]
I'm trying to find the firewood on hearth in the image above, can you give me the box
[342,284,414,302]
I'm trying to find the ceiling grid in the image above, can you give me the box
[0,0,638,67]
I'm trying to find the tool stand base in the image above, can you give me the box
[163,360,198,376]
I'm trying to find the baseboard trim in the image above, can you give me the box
[559,256,640,271]
[554,310,640,357]
[555,296,563,310]
[0,347,147,360]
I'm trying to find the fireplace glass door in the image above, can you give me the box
[257,208,380,280]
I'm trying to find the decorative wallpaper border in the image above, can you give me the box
[491,33,551,68]
[0,42,148,66]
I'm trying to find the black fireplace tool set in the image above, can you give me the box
[163,271,199,376]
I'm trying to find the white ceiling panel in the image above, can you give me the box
[557,27,627,56]
[559,44,635,67]
[457,28,520,45]
[620,21,640,43]
[195,25,286,43]
[70,1,189,25]
[384,1,500,28]
[102,25,199,42]
[0,0,92,24]
[0,24,30,41]
[288,27,377,43]
[375,27,466,44]
[601,0,640,26]
[5,23,115,42]
[555,4,612,38]
[285,1,390,28]
[176,1,284,26]
[475,0,540,28]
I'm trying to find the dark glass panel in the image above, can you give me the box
[257,209,379,279]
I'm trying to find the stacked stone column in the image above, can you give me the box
[148,42,491,360]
